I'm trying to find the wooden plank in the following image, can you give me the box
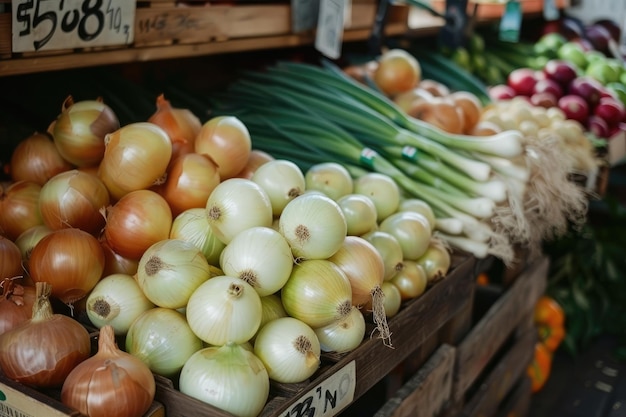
[495,376,532,417]
[453,255,549,403]
[0,13,9,58]
[374,344,456,417]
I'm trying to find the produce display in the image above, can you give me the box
[0,15,611,414]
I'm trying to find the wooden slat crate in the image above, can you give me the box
[374,344,457,417]
[430,0,570,20]
[441,255,549,417]
[151,255,476,417]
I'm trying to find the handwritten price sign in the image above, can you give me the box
[11,0,135,52]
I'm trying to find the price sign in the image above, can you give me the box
[498,0,521,43]
[281,361,356,417]
[315,0,345,59]
[11,0,135,52]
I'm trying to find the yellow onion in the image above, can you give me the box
[103,189,172,261]
[314,306,365,353]
[39,169,110,235]
[148,94,201,163]
[0,236,23,281]
[362,230,404,281]
[235,149,275,179]
[0,282,91,387]
[0,279,36,335]
[416,240,451,283]
[195,116,252,180]
[29,228,105,305]
[304,162,353,201]
[97,122,172,201]
[391,260,427,301]
[373,48,421,97]
[251,159,305,217]
[170,208,225,267]
[353,172,401,222]
[61,325,155,417]
[397,198,436,231]
[9,132,73,186]
[0,181,44,241]
[255,294,287,340]
[99,236,139,277]
[336,193,378,236]
[52,96,120,167]
[14,225,53,269]
[379,211,432,261]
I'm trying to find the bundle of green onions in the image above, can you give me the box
[205,59,588,264]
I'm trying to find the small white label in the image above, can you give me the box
[281,361,356,417]
[11,0,135,52]
[543,0,559,21]
[315,0,345,59]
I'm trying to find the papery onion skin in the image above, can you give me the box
[398,198,436,232]
[336,194,378,237]
[362,230,404,282]
[0,181,44,241]
[391,260,428,301]
[136,239,211,309]
[379,211,432,261]
[251,159,305,217]
[255,294,287,339]
[219,226,294,297]
[61,325,155,417]
[194,116,252,180]
[179,343,269,417]
[0,236,23,281]
[304,162,353,201]
[205,178,273,245]
[103,189,173,261]
[52,97,120,167]
[314,306,365,354]
[254,317,321,383]
[39,169,110,235]
[0,282,91,387]
[278,193,347,261]
[170,208,225,267]
[235,149,275,179]
[29,228,105,305]
[14,225,53,269]
[186,275,262,346]
[281,259,353,328]
[353,172,401,222]
[9,132,73,186]
[416,241,451,284]
[125,307,202,378]
[99,236,139,277]
[97,122,172,201]
[0,279,35,335]
[86,273,155,335]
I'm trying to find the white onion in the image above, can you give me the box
[380,281,402,318]
[314,306,365,353]
[397,198,436,231]
[255,294,287,339]
[253,317,320,383]
[251,159,305,216]
[125,307,203,378]
[86,273,155,335]
[278,193,347,260]
[179,343,269,417]
[205,178,273,245]
[170,208,226,267]
[391,260,427,300]
[416,240,451,283]
[362,230,404,281]
[353,172,400,222]
[379,211,432,260]
[135,239,212,309]
[336,193,378,236]
[186,275,262,345]
[304,162,353,201]
[219,227,293,297]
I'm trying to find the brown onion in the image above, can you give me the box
[39,170,110,235]
[148,94,201,163]
[61,325,155,417]
[29,228,105,304]
[99,236,139,277]
[9,132,73,185]
[235,149,275,179]
[52,96,120,167]
[0,236,23,281]
[0,279,35,335]
[160,152,220,217]
[103,189,172,260]
[0,282,91,387]
[0,181,44,241]
[14,225,53,272]
[97,122,172,201]
[373,49,421,97]
[194,116,251,180]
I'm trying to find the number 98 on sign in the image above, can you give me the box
[11,0,135,52]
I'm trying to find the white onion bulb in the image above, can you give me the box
[219,227,294,297]
[379,211,432,260]
[253,317,320,383]
[353,172,400,222]
[304,162,353,201]
[362,230,404,281]
[170,208,226,267]
[314,306,365,354]
[336,193,378,236]
[251,159,305,216]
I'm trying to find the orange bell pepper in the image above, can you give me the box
[527,342,553,393]
[534,295,565,352]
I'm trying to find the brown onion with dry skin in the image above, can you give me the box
[52,96,120,167]
[9,132,73,186]
[0,279,35,335]
[62,324,155,417]
[39,169,110,235]
[0,236,23,281]
[0,181,44,241]
[235,149,275,179]
[99,236,139,277]
[0,282,91,387]
[29,228,105,305]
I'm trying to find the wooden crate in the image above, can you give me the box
[430,0,570,20]
[151,255,476,417]
[374,344,457,417]
[441,255,549,417]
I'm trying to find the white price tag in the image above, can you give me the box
[543,0,559,21]
[11,0,135,52]
[281,361,356,417]
[315,0,345,59]
[292,0,319,33]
